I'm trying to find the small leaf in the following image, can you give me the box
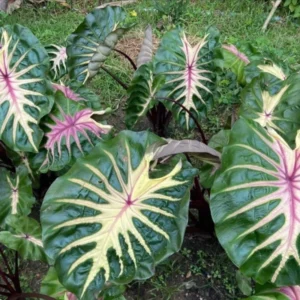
[236,270,252,296]
[0,215,46,261]
[41,267,77,300]
[46,44,68,80]
[0,166,35,226]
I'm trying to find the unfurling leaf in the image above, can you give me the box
[211,119,300,286]
[67,6,130,83]
[0,166,35,226]
[221,44,250,85]
[0,215,47,261]
[137,25,153,68]
[155,29,215,130]
[0,25,53,152]
[40,92,112,172]
[42,131,197,299]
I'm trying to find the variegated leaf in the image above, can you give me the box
[221,44,250,85]
[47,44,68,80]
[0,166,35,226]
[154,28,215,130]
[245,286,300,300]
[211,119,300,286]
[52,80,102,110]
[0,215,46,261]
[0,25,53,152]
[136,25,153,68]
[67,6,130,84]
[240,74,300,147]
[41,131,197,299]
[126,63,165,128]
[40,92,112,172]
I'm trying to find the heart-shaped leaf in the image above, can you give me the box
[41,131,197,299]
[0,25,53,152]
[0,215,46,261]
[40,92,112,172]
[211,119,300,286]
[240,74,300,147]
[154,28,216,130]
[0,166,35,226]
[67,6,130,84]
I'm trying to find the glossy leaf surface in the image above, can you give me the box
[240,75,300,147]
[126,63,164,128]
[42,131,197,299]
[0,166,34,226]
[211,119,300,286]
[41,92,112,172]
[154,28,215,129]
[0,25,53,152]
[0,215,46,261]
[67,7,129,83]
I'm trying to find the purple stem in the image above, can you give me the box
[156,97,207,144]
[100,66,128,90]
[114,49,137,70]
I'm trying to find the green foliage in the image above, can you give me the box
[284,0,300,18]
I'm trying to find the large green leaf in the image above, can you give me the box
[245,292,289,300]
[39,91,112,172]
[211,119,300,286]
[154,28,216,130]
[0,215,46,261]
[67,6,130,84]
[126,63,165,128]
[240,74,300,147]
[0,166,35,226]
[0,25,53,152]
[41,131,197,299]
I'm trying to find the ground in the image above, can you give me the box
[1,0,299,299]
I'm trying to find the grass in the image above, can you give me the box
[1,1,299,298]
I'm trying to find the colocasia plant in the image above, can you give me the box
[0,5,300,300]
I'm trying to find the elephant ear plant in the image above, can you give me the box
[1,4,300,300]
